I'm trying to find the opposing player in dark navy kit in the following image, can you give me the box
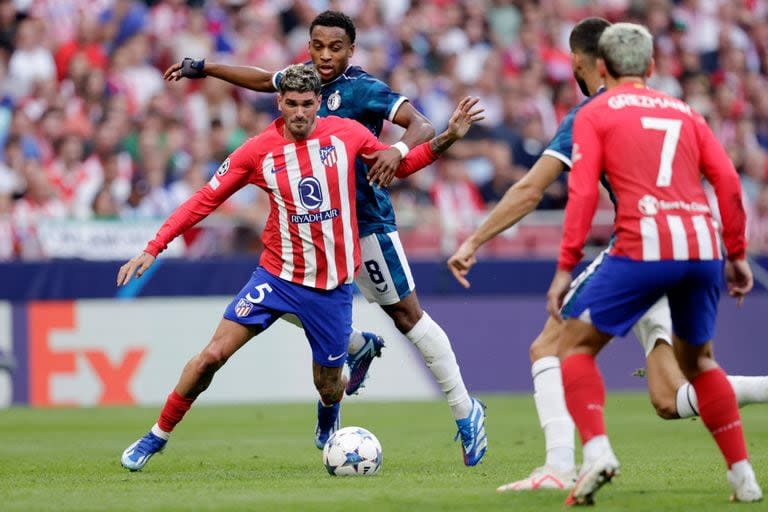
[164,11,486,466]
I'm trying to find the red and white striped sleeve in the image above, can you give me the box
[144,140,258,257]
[558,108,604,272]
[695,116,747,260]
[347,119,438,177]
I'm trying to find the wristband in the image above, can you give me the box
[392,141,410,159]
[181,57,206,79]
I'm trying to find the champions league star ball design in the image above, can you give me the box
[323,426,382,476]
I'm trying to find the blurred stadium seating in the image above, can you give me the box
[0,0,767,261]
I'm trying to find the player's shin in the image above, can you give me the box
[533,356,576,471]
[675,375,768,419]
[561,353,609,460]
[156,389,196,437]
[690,368,749,468]
[406,311,471,419]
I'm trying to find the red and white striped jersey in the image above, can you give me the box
[558,82,747,271]
[144,116,437,289]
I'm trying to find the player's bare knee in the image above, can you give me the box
[530,317,562,362]
[198,346,228,371]
[650,394,678,420]
[389,304,422,333]
[383,293,423,333]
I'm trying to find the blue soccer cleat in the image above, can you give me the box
[121,431,167,471]
[314,401,341,449]
[454,397,488,466]
[345,332,385,396]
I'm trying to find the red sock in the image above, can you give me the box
[691,368,748,468]
[157,390,196,433]
[562,353,606,445]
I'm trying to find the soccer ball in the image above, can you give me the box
[323,426,382,476]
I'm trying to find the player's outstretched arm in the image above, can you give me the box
[447,155,565,288]
[367,97,484,185]
[366,103,435,187]
[430,96,485,152]
[163,58,277,92]
[117,252,156,286]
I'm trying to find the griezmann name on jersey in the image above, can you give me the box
[559,82,746,271]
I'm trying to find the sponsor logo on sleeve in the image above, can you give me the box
[216,158,230,176]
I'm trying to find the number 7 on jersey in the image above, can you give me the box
[641,116,682,187]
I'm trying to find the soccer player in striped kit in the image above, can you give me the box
[547,24,762,505]
[118,64,484,472]
[449,17,768,493]
[164,10,487,467]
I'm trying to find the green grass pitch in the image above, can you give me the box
[1,393,766,511]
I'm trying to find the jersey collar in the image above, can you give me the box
[321,65,352,88]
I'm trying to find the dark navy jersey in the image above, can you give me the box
[543,90,616,205]
[274,66,408,236]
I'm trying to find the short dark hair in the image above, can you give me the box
[569,17,611,57]
[310,10,356,44]
[278,64,321,95]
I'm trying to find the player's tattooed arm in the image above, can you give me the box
[430,97,485,154]
[370,98,484,185]
[367,104,435,187]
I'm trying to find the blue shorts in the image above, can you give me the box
[223,267,353,367]
[562,255,722,345]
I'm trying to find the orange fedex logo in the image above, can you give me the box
[29,302,146,406]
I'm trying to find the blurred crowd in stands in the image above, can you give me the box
[0,0,768,260]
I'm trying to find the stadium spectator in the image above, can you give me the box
[0,0,765,259]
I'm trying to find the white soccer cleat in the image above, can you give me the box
[728,462,763,503]
[497,465,578,492]
[565,452,620,506]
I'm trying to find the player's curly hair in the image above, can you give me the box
[310,10,356,44]
[279,64,321,95]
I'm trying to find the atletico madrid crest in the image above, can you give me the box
[320,145,337,167]
[235,298,252,317]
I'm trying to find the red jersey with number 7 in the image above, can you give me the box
[143,115,438,289]
[558,82,747,272]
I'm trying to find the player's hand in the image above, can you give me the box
[446,96,485,140]
[546,269,572,320]
[447,239,479,288]
[163,58,206,81]
[725,258,753,306]
[366,147,402,188]
[117,252,156,286]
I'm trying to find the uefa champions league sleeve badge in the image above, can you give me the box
[327,90,341,111]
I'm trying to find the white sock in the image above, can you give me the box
[583,434,613,465]
[728,376,768,406]
[406,311,472,420]
[151,423,170,440]
[729,459,755,478]
[347,327,366,355]
[532,356,575,471]
[676,376,768,419]
[675,382,699,419]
